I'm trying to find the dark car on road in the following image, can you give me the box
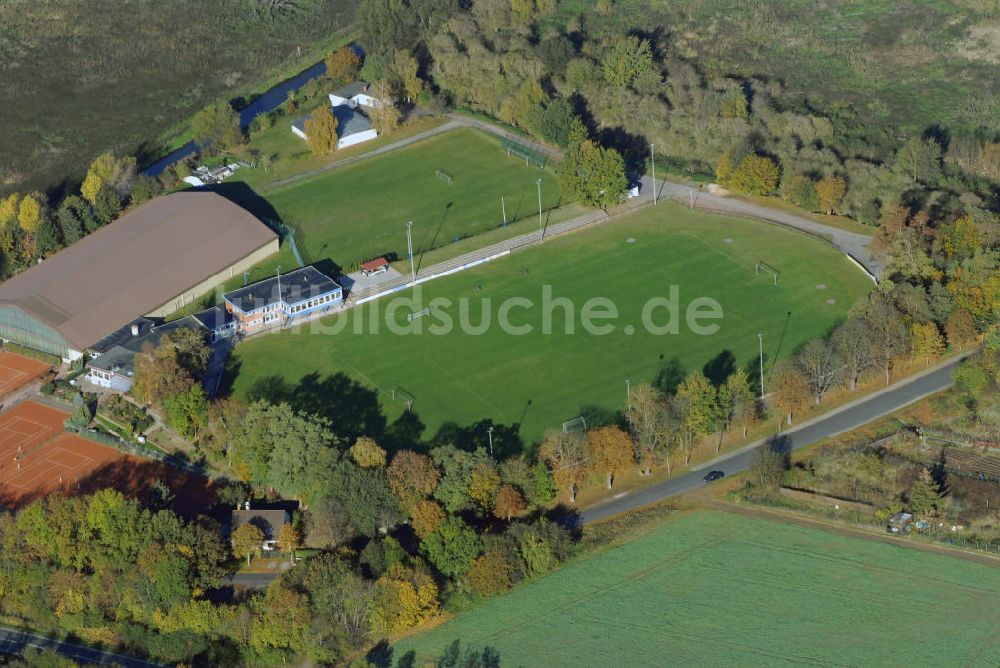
[703,470,725,482]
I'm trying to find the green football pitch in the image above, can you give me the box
[393,510,1000,666]
[227,202,872,444]
[261,128,564,268]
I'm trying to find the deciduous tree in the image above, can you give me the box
[910,322,945,364]
[231,523,263,566]
[420,516,481,579]
[585,425,633,489]
[797,339,841,404]
[832,319,876,391]
[191,100,243,152]
[538,430,588,503]
[277,523,300,560]
[672,372,717,466]
[625,384,674,475]
[387,449,440,510]
[492,484,527,521]
[410,498,445,538]
[350,437,387,468]
[770,362,811,425]
[814,175,846,214]
[326,46,361,85]
[304,106,339,156]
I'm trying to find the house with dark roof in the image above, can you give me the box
[85,316,210,392]
[329,80,384,109]
[223,266,343,333]
[231,505,291,551]
[0,192,277,361]
[290,103,378,150]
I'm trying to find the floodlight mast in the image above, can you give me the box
[536,178,543,241]
[406,221,415,283]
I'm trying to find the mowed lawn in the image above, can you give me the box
[394,510,1000,666]
[228,202,872,443]
[262,128,564,267]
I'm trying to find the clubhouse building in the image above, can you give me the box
[85,266,343,392]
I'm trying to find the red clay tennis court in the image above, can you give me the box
[0,400,131,508]
[0,400,67,463]
[0,351,53,400]
[0,433,128,501]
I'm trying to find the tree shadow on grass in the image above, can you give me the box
[653,356,686,395]
[702,349,736,386]
[428,418,523,460]
[247,372,387,442]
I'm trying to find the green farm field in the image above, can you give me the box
[394,510,1000,666]
[258,128,565,269]
[227,202,872,444]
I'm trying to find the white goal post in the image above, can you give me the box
[755,260,780,285]
[435,169,454,185]
[562,416,588,433]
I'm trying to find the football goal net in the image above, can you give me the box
[407,307,431,322]
[502,139,547,169]
[435,169,454,185]
[390,386,416,411]
[755,261,780,285]
[562,416,588,433]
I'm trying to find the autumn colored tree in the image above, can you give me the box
[387,450,440,510]
[466,549,514,596]
[410,498,445,538]
[81,152,136,205]
[814,175,846,214]
[945,309,978,350]
[538,430,589,503]
[939,214,981,261]
[277,523,300,561]
[492,484,527,521]
[727,154,780,195]
[626,384,673,475]
[16,192,45,234]
[468,462,501,510]
[350,436,387,468]
[770,362,811,425]
[231,523,263,565]
[585,426,633,489]
[370,562,439,634]
[910,322,945,364]
[304,105,340,156]
[326,46,361,85]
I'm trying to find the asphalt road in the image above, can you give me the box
[580,356,965,524]
[0,626,163,668]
